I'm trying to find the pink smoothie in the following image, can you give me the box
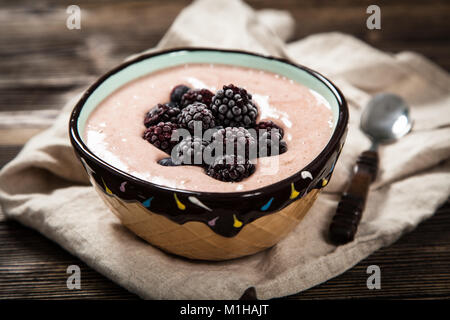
[84,64,333,192]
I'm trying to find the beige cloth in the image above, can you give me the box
[1,0,449,299]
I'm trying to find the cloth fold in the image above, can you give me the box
[1,0,449,299]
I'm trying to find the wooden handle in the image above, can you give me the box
[329,150,379,245]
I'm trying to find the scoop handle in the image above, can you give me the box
[329,150,379,245]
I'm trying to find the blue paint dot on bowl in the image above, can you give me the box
[142,197,154,208]
[261,197,274,211]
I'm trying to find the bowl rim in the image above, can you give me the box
[69,47,348,198]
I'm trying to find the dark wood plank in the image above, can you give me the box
[0,146,23,168]
[0,146,24,220]
[0,0,449,112]
[1,5,446,110]
[292,198,450,299]
[0,221,138,299]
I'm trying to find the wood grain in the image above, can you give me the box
[0,0,449,299]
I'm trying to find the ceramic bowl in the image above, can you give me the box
[69,48,348,261]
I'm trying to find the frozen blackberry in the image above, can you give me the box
[143,122,179,154]
[177,102,216,133]
[172,136,208,165]
[258,130,288,157]
[255,120,284,138]
[170,85,191,104]
[144,103,181,128]
[206,154,255,182]
[180,88,214,108]
[207,127,257,159]
[211,84,258,127]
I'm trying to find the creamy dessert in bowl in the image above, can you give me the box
[69,48,348,260]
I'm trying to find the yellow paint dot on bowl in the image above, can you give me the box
[102,179,113,195]
[290,183,300,199]
[322,179,328,187]
[233,214,243,228]
[174,193,186,210]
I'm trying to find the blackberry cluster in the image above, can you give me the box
[206,154,255,182]
[177,102,215,132]
[172,136,208,165]
[144,103,181,128]
[141,82,288,183]
[211,84,258,127]
[180,88,214,109]
[143,122,179,154]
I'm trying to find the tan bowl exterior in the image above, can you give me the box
[95,185,319,261]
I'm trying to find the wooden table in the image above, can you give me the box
[1,0,449,299]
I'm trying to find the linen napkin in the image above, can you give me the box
[1,0,449,299]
